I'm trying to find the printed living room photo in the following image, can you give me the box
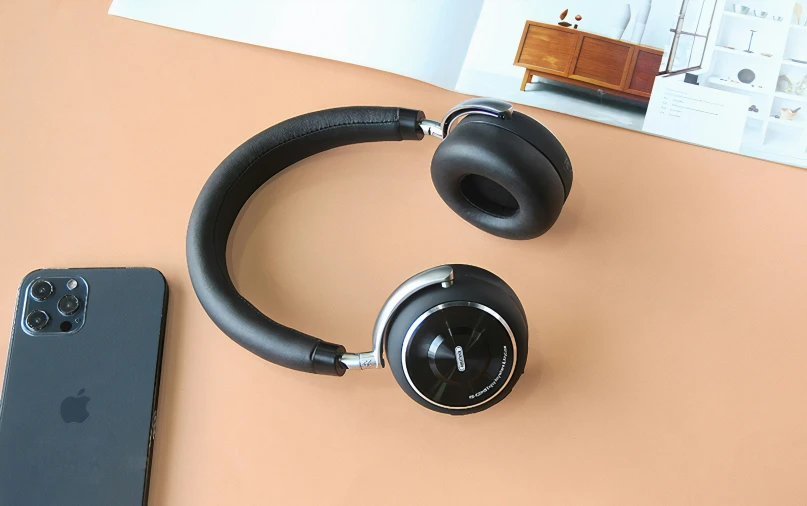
[455,0,807,168]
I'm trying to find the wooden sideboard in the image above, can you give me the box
[514,21,664,102]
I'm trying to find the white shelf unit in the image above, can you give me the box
[702,1,807,157]
[713,45,779,60]
[721,11,788,25]
[768,116,806,127]
[782,58,807,68]
[775,91,807,101]
[707,76,770,93]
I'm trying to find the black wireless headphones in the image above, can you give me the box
[187,98,572,414]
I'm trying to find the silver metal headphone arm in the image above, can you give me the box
[337,99,513,372]
[417,98,514,140]
[338,265,454,371]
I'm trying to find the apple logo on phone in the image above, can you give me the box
[60,388,90,423]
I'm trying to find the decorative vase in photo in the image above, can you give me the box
[607,3,631,39]
[738,69,756,84]
[781,107,801,120]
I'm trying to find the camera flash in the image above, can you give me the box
[66,279,78,290]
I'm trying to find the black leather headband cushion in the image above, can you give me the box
[187,107,424,376]
[430,112,569,240]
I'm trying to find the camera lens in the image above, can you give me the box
[26,310,50,331]
[30,280,54,301]
[57,294,81,316]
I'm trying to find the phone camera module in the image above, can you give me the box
[26,310,50,331]
[57,295,81,316]
[30,280,54,301]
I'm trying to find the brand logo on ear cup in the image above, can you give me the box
[564,157,573,174]
[455,346,466,372]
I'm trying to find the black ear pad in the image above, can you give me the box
[385,265,528,415]
[430,111,571,240]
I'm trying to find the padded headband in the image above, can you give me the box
[187,107,425,377]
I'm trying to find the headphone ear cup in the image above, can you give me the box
[431,117,567,240]
[385,265,528,415]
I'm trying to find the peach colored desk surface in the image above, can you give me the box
[2,3,807,505]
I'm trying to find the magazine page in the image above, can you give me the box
[108,0,484,90]
[110,0,807,168]
[455,0,807,168]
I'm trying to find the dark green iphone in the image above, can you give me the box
[0,268,168,505]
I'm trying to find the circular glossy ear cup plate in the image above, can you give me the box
[401,302,517,409]
[431,118,567,240]
[385,265,528,415]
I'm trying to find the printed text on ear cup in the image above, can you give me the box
[469,346,508,400]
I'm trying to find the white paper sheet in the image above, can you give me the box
[643,79,748,152]
[109,0,484,90]
[109,0,807,169]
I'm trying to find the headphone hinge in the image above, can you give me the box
[338,265,454,372]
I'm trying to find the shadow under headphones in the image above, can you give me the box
[187,98,572,414]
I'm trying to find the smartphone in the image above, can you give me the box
[0,268,168,506]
